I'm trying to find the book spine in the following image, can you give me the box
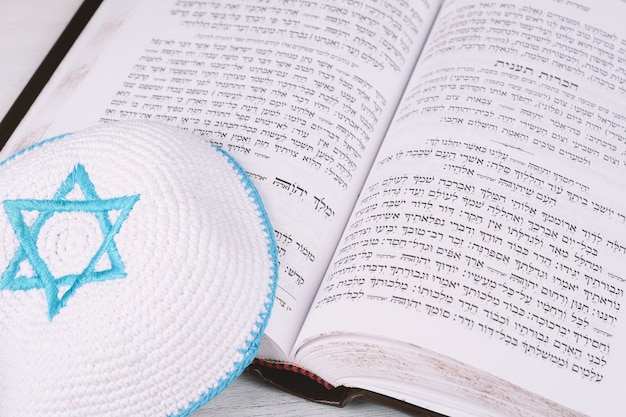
[252,359,333,391]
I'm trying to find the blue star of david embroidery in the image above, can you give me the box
[0,164,140,320]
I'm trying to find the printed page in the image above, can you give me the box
[295,0,626,415]
[3,0,441,357]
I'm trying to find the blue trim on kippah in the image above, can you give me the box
[168,145,279,417]
[0,133,73,167]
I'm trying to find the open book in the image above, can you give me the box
[3,0,626,415]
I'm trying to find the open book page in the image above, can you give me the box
[2,0,441,357]
[295,0,626,415]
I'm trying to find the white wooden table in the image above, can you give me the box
[0,1,411,416]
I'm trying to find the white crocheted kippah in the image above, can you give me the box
[0,120,278,416]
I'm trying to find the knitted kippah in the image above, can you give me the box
[0,120,278,416]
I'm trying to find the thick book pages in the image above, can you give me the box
[248,360,446,417]
[3,0,626,416]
